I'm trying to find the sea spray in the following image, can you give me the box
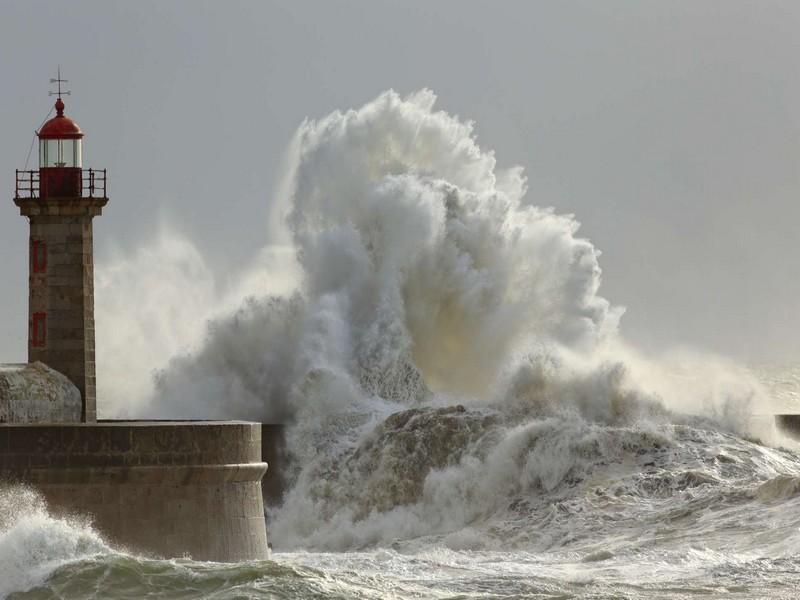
[94,90,773,552]
[95,231,299,418]
[0,486,109,598]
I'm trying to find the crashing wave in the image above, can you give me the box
[96,90,772,551]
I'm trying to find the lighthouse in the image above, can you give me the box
[13,74,108,422]
[2,74,272,562]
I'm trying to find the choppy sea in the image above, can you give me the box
[1,364,799,600]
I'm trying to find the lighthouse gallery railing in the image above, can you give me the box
[14,169,107,199]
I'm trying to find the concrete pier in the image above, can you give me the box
[0,420,269,561]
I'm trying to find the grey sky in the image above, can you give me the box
[1,1,799,364]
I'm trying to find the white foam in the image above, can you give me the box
[90,90,775,552]
[0,486,109,598]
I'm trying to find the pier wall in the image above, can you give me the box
[0,421,268,562]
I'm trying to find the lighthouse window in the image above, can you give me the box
[40,139,81,168]
[31,240,46,273]
[32,312,46,348]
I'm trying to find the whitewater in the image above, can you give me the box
[4,90,800,599]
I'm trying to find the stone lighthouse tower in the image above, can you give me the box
[13,76,107,422]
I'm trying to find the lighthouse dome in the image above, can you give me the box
[38,98,83,139]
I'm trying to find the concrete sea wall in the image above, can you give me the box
[0,421,268,562]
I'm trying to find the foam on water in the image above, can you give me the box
[0,487,110,598]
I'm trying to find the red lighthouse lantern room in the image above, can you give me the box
[38,96,83,198]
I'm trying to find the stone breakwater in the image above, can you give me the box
[0,420,269,561]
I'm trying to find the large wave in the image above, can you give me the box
[96,90,776,551]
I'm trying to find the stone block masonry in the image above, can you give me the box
[0,421,270,561]
[14,197,107,422]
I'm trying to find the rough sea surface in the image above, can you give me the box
[5,365,800,600]
[6,92,800,599]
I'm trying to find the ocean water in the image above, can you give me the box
[5,366,800,600]
[6,91,800,598]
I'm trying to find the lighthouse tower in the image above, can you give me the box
[13,75,108,422]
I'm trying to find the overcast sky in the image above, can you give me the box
[1,1,799,365]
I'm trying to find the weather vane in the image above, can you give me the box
[49,66,70,99]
